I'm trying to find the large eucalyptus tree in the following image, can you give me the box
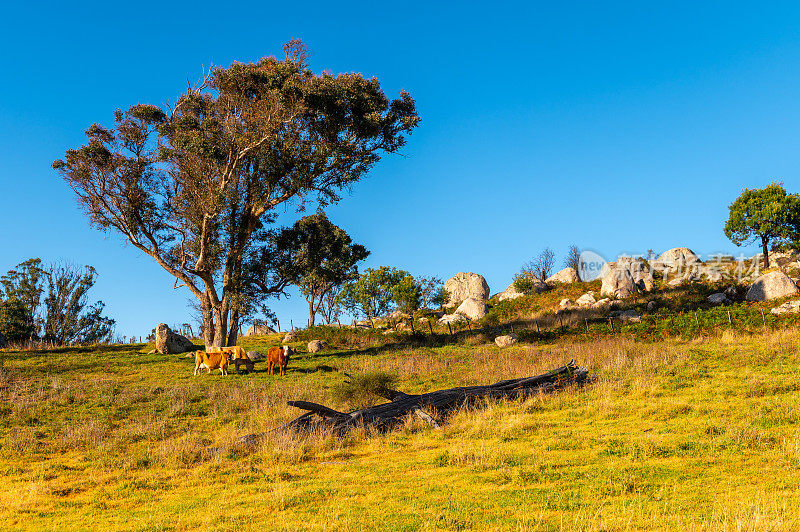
[53,41,420,346]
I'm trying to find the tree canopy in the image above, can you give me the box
[724,182,800,268]
[276,213,369,327]
[53,41,420,346]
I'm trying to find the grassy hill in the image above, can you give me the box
[2,323,800,530]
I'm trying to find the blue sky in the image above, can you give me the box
[2,1,800,337]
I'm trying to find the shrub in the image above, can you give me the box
[0,298,35,342]
[331,371,398,409]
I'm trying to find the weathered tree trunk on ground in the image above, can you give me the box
[238,362,589,445]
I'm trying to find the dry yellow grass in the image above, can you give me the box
[1,329,800,529]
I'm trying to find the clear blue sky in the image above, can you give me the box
[2,1,800,338]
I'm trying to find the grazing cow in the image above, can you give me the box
[193,350,229,376]
[267,346,293,376]
[206,345,248,362]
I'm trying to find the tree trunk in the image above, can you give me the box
[762,235,770,269]
[308,299,316,328]
[237,362,589,444]
[201,291,215,347]
[213,303,228,347]
[227,309,239,346]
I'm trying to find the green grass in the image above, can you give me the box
[2,328,800,530]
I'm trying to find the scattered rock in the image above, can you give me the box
[382,330,394,335]
[746,271,800,302]
[592,298,611,309]
[667,277,687,288]
[576,292,597,307]
[654,247,701,270]
[439,313,466,325]
[496,278,546,301]
[618,309,641,322]
[154,323,196,354]
[494,333,518,348]
[546,267,580,284]
[707,293,729,305]
[395,322,411,331]
[246,350,263,361]
[560,298,575,309]
[418,317,429,323]
[282,332,298,344]
[771,300,800,314]
[387,309,411,321]
[444,272,490,305]
[308,340,327,353]
[646,300,657,311]
[246,324,277,336]
[455,297,487,320]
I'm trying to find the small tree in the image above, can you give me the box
[276,214,369,327]
[416,276,448,309]
[0,299,36,343]
[42,263,115,345]
[724,182,800,268]
[339,267,409,321]
[0,258,45,332]
[564,245,581,279]
[392,274,421,315]
[521,247,555,281]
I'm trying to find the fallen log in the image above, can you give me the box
[238,361,589,445]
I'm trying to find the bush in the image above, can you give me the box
[0,299,35,343]
[331,371,398,409]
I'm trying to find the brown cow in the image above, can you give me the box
[193,350,229,376]
[267,346,293,376]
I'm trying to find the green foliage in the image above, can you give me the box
[512,273,542,294]
[392,275,421,314]
[53,39,420,347]
[724,182,800,265]
[0,299,35,343]
[0,259,114,345]
[339,266,413,319]
[276,213,369,326]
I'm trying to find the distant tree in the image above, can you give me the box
[724,183,800,268]
[319,286,345,325]
[42,263,115,345]
[53,40,420,347]
[0,299,36,343]
[276,214,369,327]
[392,274,421,315]
[522,247,556,281]
[0,258,45,331]
[416,276,448,309]
[564,245,581,279]
[339,267,409,321]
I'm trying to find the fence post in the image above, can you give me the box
[410,317,415,334]
[727,310,732,326]
[447,322,453,336]
[428,320,434,335]
[694,312,699,327]
[584,318,589,332]
[761,309,766,327]
[608,317,614,333]
[535,320,540,333]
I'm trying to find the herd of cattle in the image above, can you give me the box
[193,345,296,376]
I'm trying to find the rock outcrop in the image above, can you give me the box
[438,313,465,325]
[600,266,639,299]
[576,292,597,307]
[282,332,298,344]
[246,324,277,336]
[444,272,490,305]
[455,297,487,320]
[246,350,263,361]
[546,267,579,284]
[746,271,800,302]
[154,323,195,354]
[494,333,518,348]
